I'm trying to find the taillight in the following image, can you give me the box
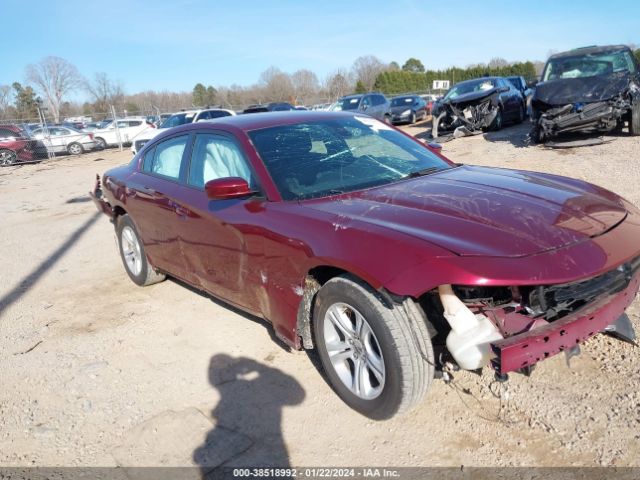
[88,133,94,140]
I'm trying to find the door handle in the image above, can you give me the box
[139,186,156,195]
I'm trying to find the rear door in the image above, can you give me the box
[125,134,191,275]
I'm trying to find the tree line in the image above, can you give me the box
[2,50,638,123]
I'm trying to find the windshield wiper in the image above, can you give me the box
[405,166,442,179]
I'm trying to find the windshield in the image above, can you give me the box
[444,78,496,100]
[160,113,195,128]
[249,116,451,201]
[337,97,362,111]
[543,50,636,81]
[391,96,416,107]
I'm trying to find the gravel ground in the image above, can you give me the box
[1,122,639,470]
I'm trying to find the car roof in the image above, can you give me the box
[454,76,501,86]
[549,44,630,59]
[157,111,366,134]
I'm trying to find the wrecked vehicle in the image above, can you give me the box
[431,76,525,139]
[90,111,640,419]
[531,45,640,143]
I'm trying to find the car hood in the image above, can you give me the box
[445,88,498,106]
[302,166,627,257]
[534,72,632,105]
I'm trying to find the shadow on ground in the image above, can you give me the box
[194,354,305,478]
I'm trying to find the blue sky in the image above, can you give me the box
[3,0,639,100]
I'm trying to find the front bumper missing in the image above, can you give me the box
[89,174,113,218]
[490,271,640,374]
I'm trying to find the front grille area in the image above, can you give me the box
[527,255,640,321]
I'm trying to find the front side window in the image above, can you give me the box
[147,135,188,180]
[249,116,451,201]
[188,134,254,189]
[338,97,361,111]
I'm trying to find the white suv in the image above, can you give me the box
[130,108,236,154]
[92,118,154,149]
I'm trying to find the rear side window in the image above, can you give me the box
[128,121,142,127]
[145,135,188,180]
[209,111,231,119]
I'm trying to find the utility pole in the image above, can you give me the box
[111,105,123,151]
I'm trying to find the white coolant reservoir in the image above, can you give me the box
[438,285,504,370]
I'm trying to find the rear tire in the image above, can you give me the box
[313,275,434,420]
[383,114,392,125]
[67,142,84,155]
[630,102,640,136]
[116,214,166,287]
[0,149,17,166]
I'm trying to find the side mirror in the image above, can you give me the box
[526,79,539,89]
[361,104,368,111]
[427,142,443,150]
[205,177,253,200]
[498,86,509,93]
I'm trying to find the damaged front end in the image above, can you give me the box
[432,95,499,140]
[423,255,640,376]
[531,73,640,143]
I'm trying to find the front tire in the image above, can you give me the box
[95,137,107,149]
[116,215,166,286]
[630,102,640,136]
[490,107,503,131]
[515,103,525,124]
[409,112,416,124]
[313,275,434,420]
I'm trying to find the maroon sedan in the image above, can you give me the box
[91,111,640,419]
[0,124,36,166]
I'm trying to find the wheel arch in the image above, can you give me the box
[295,265,398,350]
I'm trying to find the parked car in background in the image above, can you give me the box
[431,77,525,138]
[84,121,111,132]
[420,94,439,114]
[30,126,96,155]
[92,118,155,149]
[0,124,36,166]
[90,111,640,419]
[530,44,640,143]
[389,94,427,124]
[130,108,236,154]
[242,102,296,114]
[506,76,533,116]
[331,93,391,122]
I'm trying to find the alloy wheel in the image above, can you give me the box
[323,302,385,400]
[121,226,143,276]
[0,150,17,166]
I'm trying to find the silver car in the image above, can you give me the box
[31,126,96,155]
[332,93,391,123]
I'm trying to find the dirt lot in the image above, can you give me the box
[1,121,639,470]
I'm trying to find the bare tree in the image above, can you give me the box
[487,57,509,69]
[26,56,82,122]
[324,69,353,101]
[259,66,295,103]
[351,55,386,92]
[291,69,319,105]
[0,85,12,119]
[85,72,124,115]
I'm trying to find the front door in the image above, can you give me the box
[169,132,264,311]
